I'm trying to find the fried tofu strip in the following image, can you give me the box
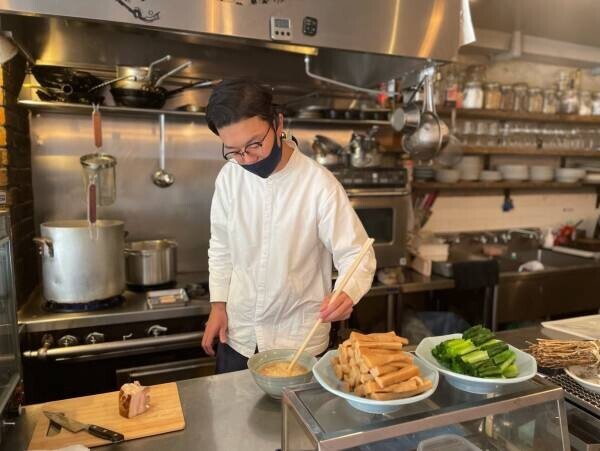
[374,365,420,389]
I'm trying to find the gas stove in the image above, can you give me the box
[18,273,213,404]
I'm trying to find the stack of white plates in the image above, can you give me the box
[480,170,502,182]
[555,168,586,183]
[454,156,482,181]
[498,164,529,181]
[529,165,554,182]
[435,168,460,183]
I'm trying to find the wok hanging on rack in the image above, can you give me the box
[32,65,106,104]
[110,78,220,109]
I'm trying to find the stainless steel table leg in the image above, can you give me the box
[491,286,498,332]
[386,293,395,332]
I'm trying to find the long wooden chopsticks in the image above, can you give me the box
[287,238,375,372]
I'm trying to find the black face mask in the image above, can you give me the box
[241,123,283,179]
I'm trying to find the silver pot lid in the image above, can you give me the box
[41,219,124,228]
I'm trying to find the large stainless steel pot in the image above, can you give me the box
[34,220,125,303]
[124,240,177,286]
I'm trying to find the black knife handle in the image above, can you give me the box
[87,424,125,443]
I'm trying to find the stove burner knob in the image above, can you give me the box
[85,332,105,345]
[146,325,168,337]
[57,335,79,347]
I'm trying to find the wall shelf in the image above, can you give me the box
[461,146,600,158]
[438,107,600,125]
[412,181,596,191]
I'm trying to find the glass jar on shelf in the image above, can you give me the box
[512,83,528,112]
[465,64,487,82]
[443,69,460,107]
[527,87,543,113]
[463,81,483,109]
[483,82,501,109]
[500,84,514,111]
[542,88,558,114]
[592,92,600,116]
[579,90,592,115]
[560,89,579,114]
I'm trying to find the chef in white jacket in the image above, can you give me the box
[201,79,376,373]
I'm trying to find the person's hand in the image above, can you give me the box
[319,291,353,322]
[201,302,228,356]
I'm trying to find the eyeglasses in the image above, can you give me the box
[222,125,273,165]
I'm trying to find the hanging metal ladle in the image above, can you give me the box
[152,114,174,188]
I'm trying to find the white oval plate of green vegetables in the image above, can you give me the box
[415,330,537,394]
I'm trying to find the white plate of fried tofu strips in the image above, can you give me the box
[312,332,439,414]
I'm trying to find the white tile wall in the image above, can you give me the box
[423,191,599,235]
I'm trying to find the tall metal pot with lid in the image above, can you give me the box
[34,220,126,303]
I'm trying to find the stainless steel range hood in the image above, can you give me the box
[464,0,600,67]
[0,0,471,92]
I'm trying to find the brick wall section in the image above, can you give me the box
[0,55,37,307]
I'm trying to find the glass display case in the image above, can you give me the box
[282,376,569,450]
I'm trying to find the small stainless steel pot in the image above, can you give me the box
[124,239,177,286]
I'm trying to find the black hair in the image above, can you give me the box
[206,78,276,135]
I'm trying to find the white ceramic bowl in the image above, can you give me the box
[456,156,483,169]
[555,168,585,183]
[498,164,529,181]
[585,173,600,184]
[248,349,317,399]
[435,168,460,183]
[480,170,502,182]
[312,350,439,414]
[459,170,480,181]
[415,334,537,394]
[529,165,554,182]
[565,366,600,394]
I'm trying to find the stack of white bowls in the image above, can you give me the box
[529,165,554,182]
[480,170,502,182]
[435,168,460,183]
[555,168,586,183]
[498,164,529,181]
[454,156,482,181]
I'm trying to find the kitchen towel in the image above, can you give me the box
[452,260,499,291]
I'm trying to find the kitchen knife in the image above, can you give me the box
[43,411,124,443]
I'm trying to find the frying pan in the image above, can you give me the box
[32,65,105,104]
[111,79,221,109]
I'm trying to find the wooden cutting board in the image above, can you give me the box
[28,382,185,450]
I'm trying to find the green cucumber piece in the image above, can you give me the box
[502,363,519,378]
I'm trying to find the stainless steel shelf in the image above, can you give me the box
[286,117,389,126]
[18,100,207,119]
[19,100,391,127]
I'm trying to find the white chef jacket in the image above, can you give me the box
[208,141,376,358]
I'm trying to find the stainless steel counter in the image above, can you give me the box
[397,269,455,293]
[6,325,585,451]
[3,370,281,451]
